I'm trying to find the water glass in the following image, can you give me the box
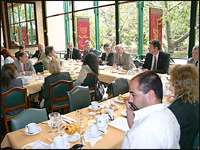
[87,110,96,127]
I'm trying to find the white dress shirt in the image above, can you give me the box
[19,60,25,74]
[121,103,180,149]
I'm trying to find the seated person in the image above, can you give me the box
[167,64,199,149]
[41,59,73,112]
[82,40,99,61]
[113,44,135,70]
[64,41,82,60]
[1,63,24,118]
[142,39,170,74]
[32,43,45,61]
[42,46,62,70]
[1,49,17,64]
[13,52,35,77]
[73,52,98,87]
[15,45,30,59]
[99,43,114,66]
[187,45,199,68]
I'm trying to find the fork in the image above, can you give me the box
[80,132,86,147]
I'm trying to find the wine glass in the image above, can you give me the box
[49,112,60,138]
[75,109,84,129]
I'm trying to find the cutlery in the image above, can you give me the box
[70,144,83,149]
[80,132,86,147]
[98,129,105,133]
[108,114,114,121]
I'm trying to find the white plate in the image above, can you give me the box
[85,129,102,138]
[98,124,108,130]
[114,97,125,104]
[118,71,127,74]
[63,132,80,142]
[69,72,76,75]
[51,139,70,149]
[121,110,127,117]
[22,140,52,149]
[88,105,101,111]
[24,126,41,135]
[111,70,118,73]
[110,104,119,110]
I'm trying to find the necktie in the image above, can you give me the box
[119,55,122,65]
[105,55,108,61]
[153,56,156,70]
[38,52,42,60]
[24,64,27,71]
[195,61,198,67]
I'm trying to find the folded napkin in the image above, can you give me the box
[84,134,102,147]
[108,117,129,132]
[22,139,51,149]
[61,115,76,124]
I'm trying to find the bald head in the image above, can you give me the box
[38,43,45,53]
[115,44,124,55]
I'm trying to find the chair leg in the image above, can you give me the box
[4,119,10,133]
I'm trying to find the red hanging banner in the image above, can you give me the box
[18,27,27,45]
[149,7,163,50]
[77,18,90,52]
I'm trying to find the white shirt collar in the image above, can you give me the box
[47,56,53,60]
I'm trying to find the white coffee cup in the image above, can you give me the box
[53,136,64,149]
[91,101,98,110]
[96,115,106,128]
[25,123,37,134]
[89,124,98,136]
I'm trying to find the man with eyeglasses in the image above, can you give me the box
[187,45,199,68]
[99,43,114,66]
[142,39,170,74]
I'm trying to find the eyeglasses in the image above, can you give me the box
[192,52,199,55]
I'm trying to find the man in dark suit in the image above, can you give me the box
[187,45,199,68]
[142,39,170,74]
[32,43,45,61]
[99,43,114,66]
[15,45,30,59]
[82,40,99,61]
[64,41,82,60]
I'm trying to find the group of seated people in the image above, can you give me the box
[1,39,199,148]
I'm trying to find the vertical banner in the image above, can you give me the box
[18,27,27,45]
[77,18,90,51]
[149,7,163,50]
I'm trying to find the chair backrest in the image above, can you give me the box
[111,77,129,97]
[67,86,91,112]
[11,108,48,131]
[192,130,199,149]
[50,80,73,112]
[81,73,96,90]
[1,87,28,133]
[133,59,143,68]
[33,62,44,73]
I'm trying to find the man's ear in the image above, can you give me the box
[146,90,155,101]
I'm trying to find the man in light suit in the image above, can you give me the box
[99,43,114,66]
[13,51,35,77]
[42,46,62,70]
[113,44,135,70]
[64,41,82,60]
[82,40,99,61]
[142,39,170,74]
[187,45,199,68]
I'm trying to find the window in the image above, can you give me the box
[6,2,38,48]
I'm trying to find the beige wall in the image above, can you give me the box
[2,1,45,55]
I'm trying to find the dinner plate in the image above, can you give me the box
[51,139,70,149]
[85,129,102,138]
[118,71,127,74]
[88,105,101,111]
[24,126,41,135]
[111,70,118,73]
[110,103,119,110]
[121,110,127,117]
[114,97,125,104]
[63,132,80,142]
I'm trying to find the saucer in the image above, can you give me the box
[24,126,41,135]
[118,71,127,74]
[85,129,102,138]
[63,132,80,142]
[98,124,108,130]
[121,110,127,117]
[111,70,118,73]
[114,97,125,104]
[88,105,101,111]
[51,139,70,149]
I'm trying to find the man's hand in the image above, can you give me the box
[142,69,149,72]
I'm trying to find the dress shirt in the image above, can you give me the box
[19,61,25,74]
[151,52,159,70]
[47,56,53,60]
[121,103,180,149]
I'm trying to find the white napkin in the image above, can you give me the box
[22,139,51,149]
[108,117,129,132]
[84,134,102,147]
[61,115,76,123]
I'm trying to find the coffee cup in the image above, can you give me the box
[89,124,98,136]
[96,115,107,128]
[91,101,98,110]
[53,136,65,149]
[25,123,37,134]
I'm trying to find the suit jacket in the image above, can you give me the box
[42,72,73,111]
[100,51,114,66]
[142,50,170,74]
[32,50,44,60]
[114,50,135,70]
[13,59,36,77]
[82,48,99,61]
[15,50,31,59]
[1,78,24,118]
[64,47,82,60]
[42,55,62,70]
[187,57,195,64]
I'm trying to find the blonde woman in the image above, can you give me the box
[42,59,72,112]
[167,64,199,149]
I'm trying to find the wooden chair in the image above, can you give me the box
[111,77,129,97]
[81,73,97,100]
[1,87,29,133]
[67,86,91,112]
[50,80,73,113]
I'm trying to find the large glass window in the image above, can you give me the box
[7,2,38,48]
